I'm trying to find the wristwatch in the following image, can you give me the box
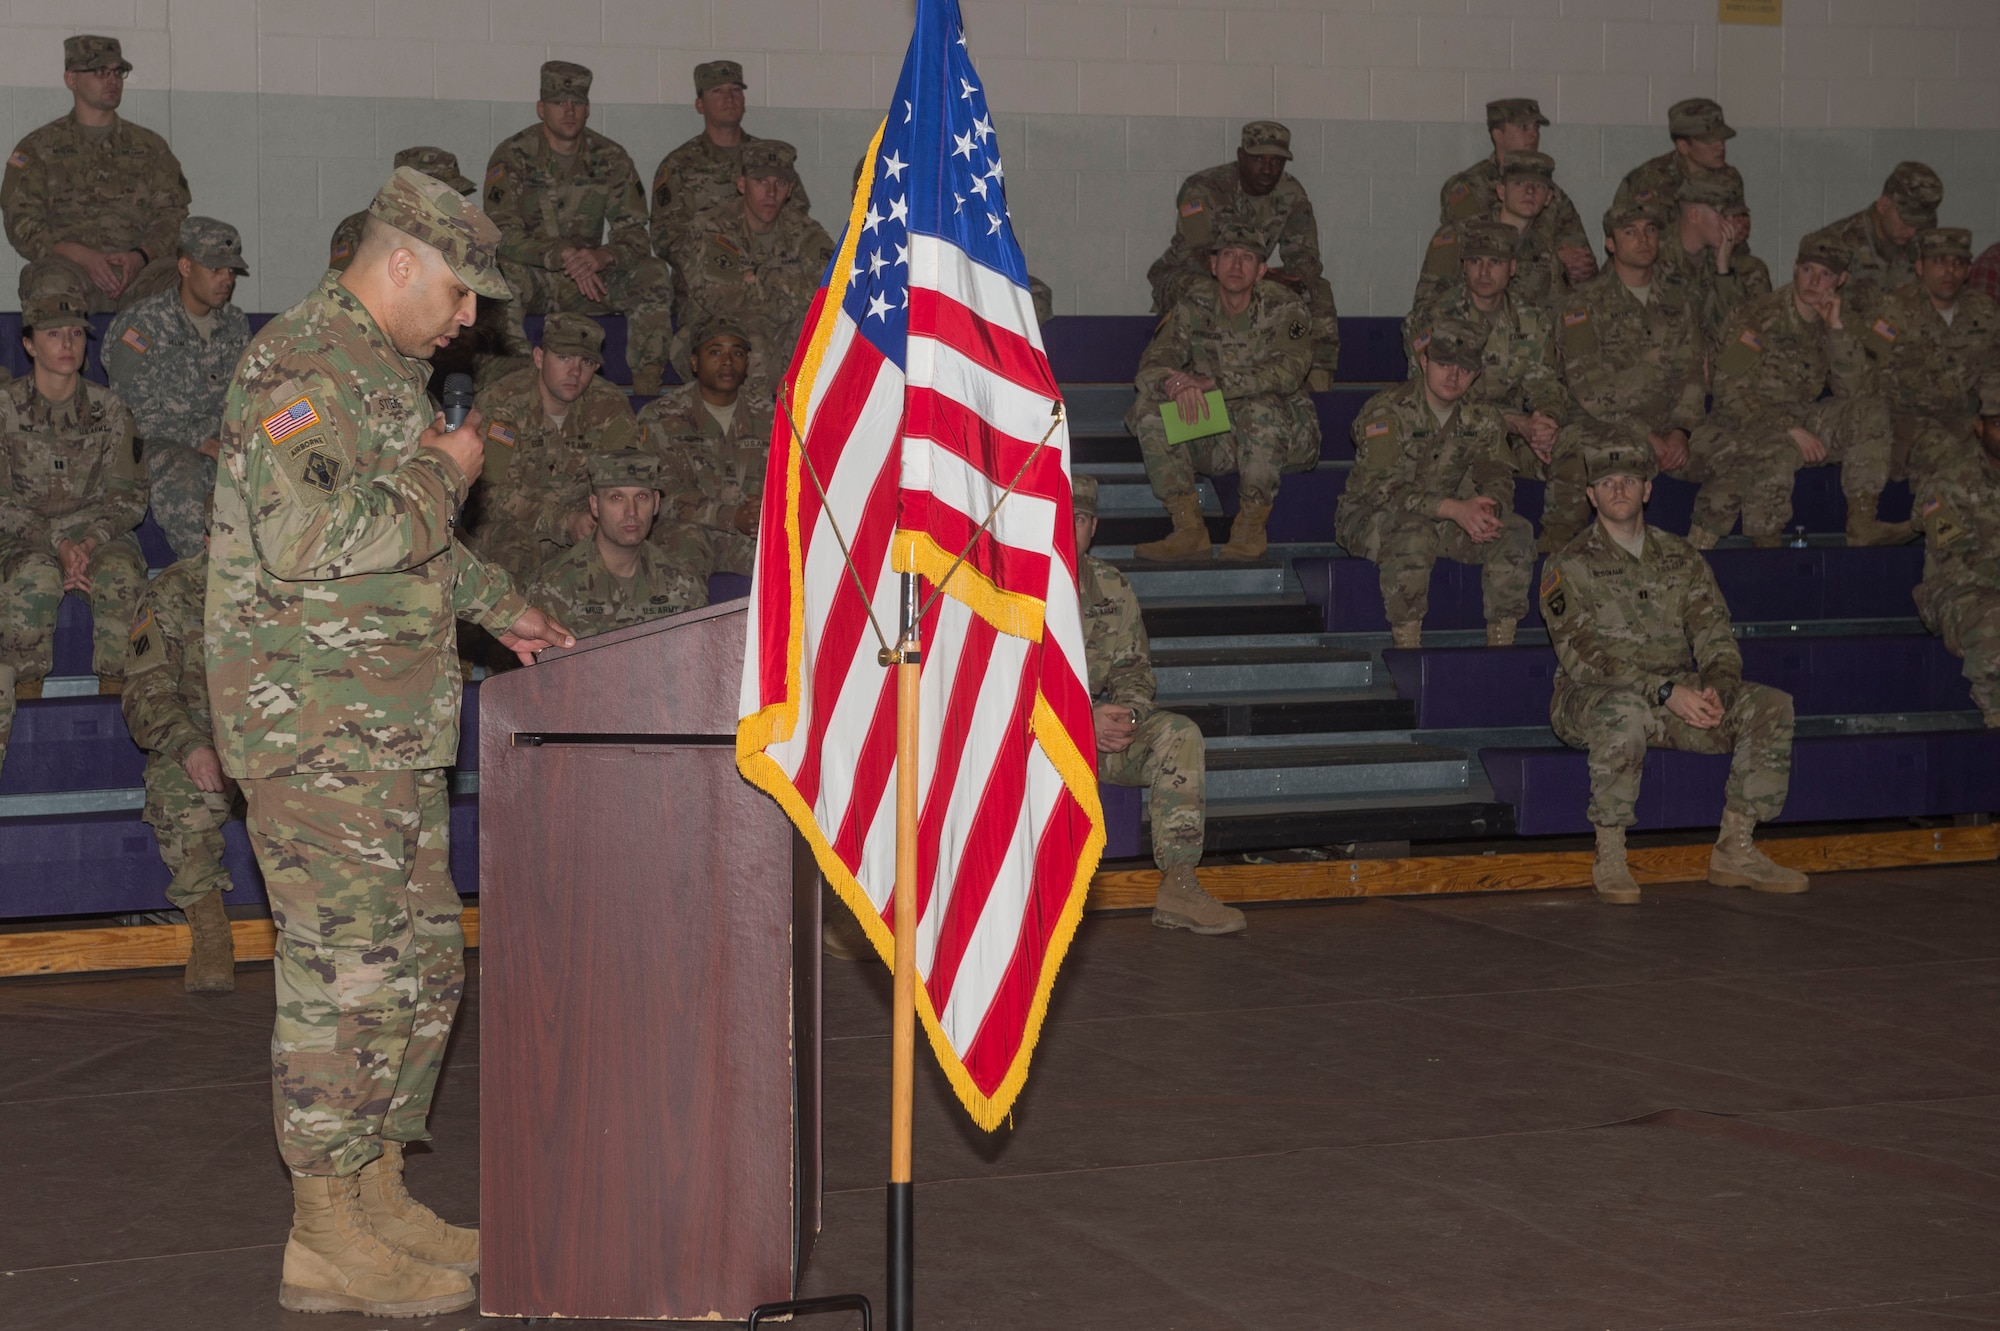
[1655,680,1675,706]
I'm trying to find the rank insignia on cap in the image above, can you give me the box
[7,150,26,169]
[485,162,504,185]
[120,326,149,354]
[1738,329,1762,351]
[486,422,516,446]
[262,396,321,445]
[1364,420,1391,438]
[1564,310,1589,327]
[1872,319,1898,341]
[1179,200,1204,217]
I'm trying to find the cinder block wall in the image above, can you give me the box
[0,0,1995,317]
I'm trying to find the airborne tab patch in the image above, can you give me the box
[120,326,149,354]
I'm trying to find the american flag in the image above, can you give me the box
[736,0,1104,1130]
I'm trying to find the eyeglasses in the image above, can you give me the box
[81,67,128,81]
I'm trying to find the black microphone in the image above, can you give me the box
[441,373,475,430]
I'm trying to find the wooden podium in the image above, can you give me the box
[476,601,820,1320]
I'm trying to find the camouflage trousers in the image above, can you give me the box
[1153,269,1341,379]
[1551,679,1794,829]
[1919,584,2000,722]
[1895,411,1972,493]
[146,440,218,561]
[1130,391,1320,510]
[1096,709,1206,869]
[144,752,241,911]
[1336,506,1535,627]
[18,252,181,311]
[1692,397,1893,540]
[465,518,558,591]
[501,257,675,391]
[0,533,149,777]
[243,767,464,1177]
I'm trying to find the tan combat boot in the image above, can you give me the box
[279,1172,475,1316]
[181,891,235,994]
[1151,864,1246,936]
[1592,825,1641,905]
[1485,620,1516,647]
[1686,523,1720,551]
[1707,809,1809,894]
[1134,493,1212,562]
[1846,504,1917,547]
[1389,622,1423,649]
[358,1141,481,1274]
[1218,500,1273,562]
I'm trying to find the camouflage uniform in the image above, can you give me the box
[484,64,674,392]
[205,170,525,1177]
[1652,172,1771,356]
[1127,277,1318,511]
[1145,122,1339,382]
[1543,520,1793,829]
[1338,345,1535,630]
[1911,442,2000,723]
[1696,278,1890,541]
[1081,551,1205,868]
[639,381,772,576]
[1551,257,1708,547]
[1810,163,1941,307]
[1406,282,1571,430]
[1424,152,1583,312]
[466,319,640,585]
[328,147,476,272]
[1438,102,1590,262]
[1,38,189,309]
[1859,231,2000,487]
[1613,151,1747,221]
[121,551,240,910]
[0,340,148,772]
[104,219,252,560]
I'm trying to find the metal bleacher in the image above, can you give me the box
[1,311,1994,927]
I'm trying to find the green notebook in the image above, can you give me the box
[1161,391,1231,445]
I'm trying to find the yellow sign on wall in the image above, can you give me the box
[1720,0,1781,23]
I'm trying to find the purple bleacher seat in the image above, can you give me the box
[52,595,94,676]
[1042,316,1158,384]
[136,512,177,568]
[1315,391,1365,461]
[1099,781,1144,860]
[1336,318,1408,383]
[1820,544,1926,617]
[1382,646,1556,729]
[1208,467,1346,541]
[457,682,479,771]
[707,571,751,603]
[1295,554,1549,633]
[0,697,144,795]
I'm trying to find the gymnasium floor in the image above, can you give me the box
[8,867,2000,1329]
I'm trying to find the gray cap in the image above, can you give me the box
[1916,227,1973,261]
[1498,150,1555,183]
[1458,219,1517,262]
[740,140,799,185]
[23,289,90,332]
[688,314,751,352]
[1884,161,1943,228]
[64,35,131,73]
[539,312,605,360]
[1584,438,1655,485]
[696,59,746,95]
[1239,121,1293,159]
[1486,98,1549,130]
[1676,170,1741,211]
[179,217,248,274]
[1796,229,1850,275]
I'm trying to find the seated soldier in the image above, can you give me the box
[1695,233,1902,547]
[1861,228,2000,489]
[1543,440,1806,905]
[669,141,835,405]
[1721,193,1773,293]
[1437,99,1596,292]
[1073,475,1242,937]
[2,35,189,310]
[639,317,771,576]
[466,313,640,585]
[1416,152,1576,312]
[1910,371,2000,727]
[0,292,148,774]
[1811,161,1942,302]
[331,147,476,271]
[105,217,251,560]
[1127,223,1319,563]
[485,62,674,394]
[1146,121,1339,390]
[1612,98,1745,220]
[1339,315,1534,648]
[121,519,240,992]
[526,450,711,638]
[1405,218,1570,477]
[1655,170,1770,354]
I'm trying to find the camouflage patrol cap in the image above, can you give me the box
[688,314,751,352]
[740,140,799,185]
[696,60,747,95]
[1071,473,1098,518]
[1603,198,1666,235]
[1498,150,1555,183]
[366,165,510,299]
[1419,315,1486,372]
[1211,222,1271,259]
[1979,369,2000,419]
[539,312,605,361]
[1239,121,1292,160]
[64,35,131,73]
[1458,219,1517,262]
[1916,227,1974,261]
[588,449,662,491]
[1884,161,1943,228]
[23,290,90,332]
[1583,439,1655,485]
[1486,98,1549,130]
[393,146,476,195]
[1667,98,1734,141]
[179,217,248,274]
[1795,229,1849,275]
[1676,169,1739,212]
[540,60,592,104]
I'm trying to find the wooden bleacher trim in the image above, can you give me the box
[5,824,1993,978]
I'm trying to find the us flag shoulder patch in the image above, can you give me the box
[485,162,504,184]
[1179,200,1204,217]
[486,422,516,446]
[1363,419,1391,438]
[1564,310,1589,327]
[120,326,149,354]
[330,242,352,262]
[1447,182,1470,202]
[262,396,321,445]
[7,150,26,169]
[1738,329,1763,351]
[1540,564,1562,596]
[1430,231,1454,248]
[1873,318,1898,341]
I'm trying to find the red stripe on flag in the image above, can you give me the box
[909,287,1060,399]
[829,667,900,880]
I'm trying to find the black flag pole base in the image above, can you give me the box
[887,1180,914,1331]
[748,1292,873,1329]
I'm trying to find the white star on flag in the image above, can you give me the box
[959,76,978,98]
[952,130,976,160]
[973,113,993,142]
[864,292,892,321]
[881,150,907,181]
[888,195,910,225]
[863,204,884,233]
[986,211,1003,234]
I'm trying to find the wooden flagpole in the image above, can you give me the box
[888,571,921,1331]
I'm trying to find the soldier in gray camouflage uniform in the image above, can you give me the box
[1340,315,1535,648]
[1128,223,1318,564]
[1695,232,1902,547]
[525,450,711,638]
[1543,439,1806,905]
[1910,372,2000,726]
[0,291,147,777]
[1073,474,1242,936]
[1146,122,1339,389]
[1860,227,2000,488]
[638,316,771,576]
[1810,161,1941,307]
[105,217,251,560]
[485,62,674,394]
[1420,150,1585,312]
[1436,100,1596,292]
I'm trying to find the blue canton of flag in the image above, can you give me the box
[837,0,1029,373]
